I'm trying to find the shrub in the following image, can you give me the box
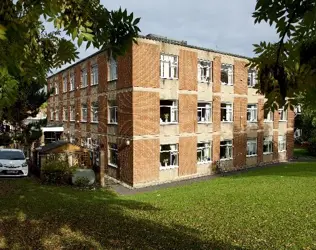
[307,138,316,156]
[41,157,77,185]
[73,177,90,188]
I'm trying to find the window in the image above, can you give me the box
[248,68,257,87]
[91,65,98,85]
[221,64,233,85]
[247,104,257,122]
[160,144,178,168]
[54,82,58,95]
[55,109,59,121]
[63,76,67,92]
[263,136,273,154]
[278,135,286,152]
[50,108,54,121]
[70,106,75,121]
[63,107,68,121]
[108,143,118,167]
[197,142,211,164]
[70,73,75,91]
[220,140,233,160]
[81,104,87,122]
[198,60,212,82]
[91,102,98,122]
[160,54,178,79]
[108,101,117,124]
[160,100,178,124]
[264,111,273,122]
[279,108,287,121]
[197,103,212,123]
[247,139,257,156]
[221,103,233,122]
[81,69,88,88]
[108,57,117,81]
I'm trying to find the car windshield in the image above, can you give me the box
[0,151,25,160]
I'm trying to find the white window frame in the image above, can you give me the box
[263,136,273,154]
[50,109,54,121]
[221,64,234,85]
[264,111,274,122]
[63,76,67,93]
[54,82,58,95]
[81,69,88,88]
[63,107,68,121]
[70,73,75,91]
[108,56,117,81]
[91,102,98,123]
[278,135,286,152]
[108,102,118,124]
[160,144,179,170]
[279,108,287,121]
[220,140,233,160]
[91,64,98,85]
[70,106,75,121]
[55,109,59,121]
[248,68,257,87]
[247,139,257,157]
[160,54,178,79]
[108,143,118,167]
[221,103,233,122]
[247,104,258,122]
[198,60,212,82]
[197,142,211,164]
[160,100,178,124]
[81,104,87,122]
[197,102,212,123]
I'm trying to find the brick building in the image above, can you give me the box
[47,34,294,187]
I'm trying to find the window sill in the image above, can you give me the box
[264,120,273,123]
[198,122,212,124]
[69,89,75,92]
[198,80,213,84]
[198,161,212,165]
[81,121,87,123]
[220,158,233,161]
[108,78,118,83]
[108,163,118,168]
[246,154,257,158]
[221,83,234,86]
[160,122,178,125]
[247,121,258,123]
[108,123,118,125]
[279,120,287,122]
[80,86,88,89]
[263,152,273,155]
[160,165,179,170]
[278,150,286,153]
[91,83,98,86]
[221,121,233,123]
[160,77,179,80]
[248,85,256,88]
[91,121,99,124]
[70,120,75,122]
[63,91,67,94]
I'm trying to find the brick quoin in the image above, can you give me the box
[233,97,247,132]
[258,99,264,130]
[118,92,133,136]
[233,132,247,168]
[213,57,221,93]
[97,53,108,93]
[287,109,295,160]
[179,136,197,176]
[234,60,248,95]
[273,109,280,129]
[179,94,197,133]
[179,49,198,91]
[257,131,264,163]
[118,138,133,185]
[273,131,279,160]
[212,134,220,162]
[117,47,133,90]
[212,96,221,132]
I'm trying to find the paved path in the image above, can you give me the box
[108,158,316,196]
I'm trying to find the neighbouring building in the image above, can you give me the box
[47,34,294,187]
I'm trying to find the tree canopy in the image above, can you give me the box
[250,0,316,111]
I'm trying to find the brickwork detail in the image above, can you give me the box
[212,134,220,162]
[213,57,221,93]
[273,110,279,129]
[233,97,247,132]
[257,131,264,163]
[117,47,133,89]
[179,136,197,176]
[97,53,108,93]
[273,131,279,160]
[233,132,247,168]
[98,95,107,134]
[133,139,160,183]
[179,49,198,91]
[212,96,221,132]
[179,94,197,133]
[118,138,133,185]
[258,99,264,130]
[118,92,133,136]
[234,60,248,95]
[287,130,294,160]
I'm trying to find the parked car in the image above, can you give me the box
[0,149,28,177]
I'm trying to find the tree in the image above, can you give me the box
[0,0,140,145]
[249,0,316,112]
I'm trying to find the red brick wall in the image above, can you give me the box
[287,109,294,128]
[212,134,220,162]
[118,138,133,185]
[233,97,247,132]
[179,136,197,176]
[132,42,160,88]
[234,60,247,95]
[233,132,247,168]
[179,49,198,91]
[58,74,63,121]
[258,99,264,130]
[75,65,81,132]
[98,53,108,93]
[257,131,264,163]
[179,94,197,133]
[213,57,221,93]
[117,47,133,89]
[118,92,133,136]
[212,96,221,132]
[287,130,294,160]
[273,110,279,129]
[133,91,159,136]
[133,139,160,184]
[98,95,107,134]
[273,131,279,160]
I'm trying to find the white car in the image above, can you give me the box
[0,149,29,177]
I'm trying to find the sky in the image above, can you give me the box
[54,0,279,71]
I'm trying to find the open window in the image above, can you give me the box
[279,108,287,121]
[108,101,117,124]
[160,100,178,124]
[197,142,211,164]
[247,104,257,122]
[160,144,178,168]
[264,110,273,122]
[198,60,212,82]
[197,103,212,123]
[160,54,178,79]
[263,136,273,154]
[221,103,233,122]
[221,64,233,85]
[220,140,233,160]
[247,139,257,156]
[108,143,118,167]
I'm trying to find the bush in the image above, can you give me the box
[73,177,90,188]
[41,157,77,185]
[307,138,316,156]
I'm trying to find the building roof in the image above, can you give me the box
[37,140,69,153]
[48,34,250,79]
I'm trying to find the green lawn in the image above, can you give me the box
[294,147,312,157]
[1,163,316,249]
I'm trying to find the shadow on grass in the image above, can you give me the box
[0,178,244,250]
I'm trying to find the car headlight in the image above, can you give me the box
[22,163,28,168]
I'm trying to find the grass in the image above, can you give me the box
[1,162,316,249]
[293,147,312,158]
